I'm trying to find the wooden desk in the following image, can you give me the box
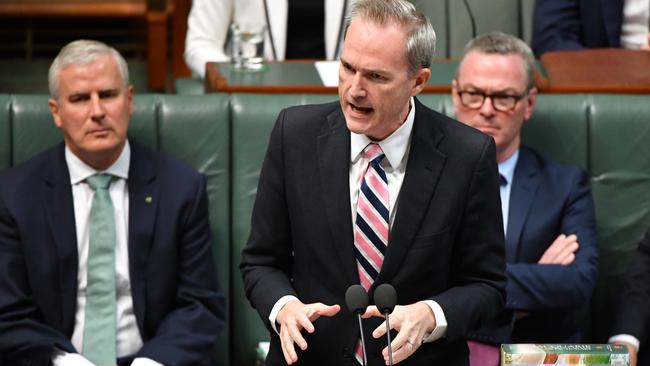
[539,49,650,94]
[0,0,172,91]
[205,60,459,94]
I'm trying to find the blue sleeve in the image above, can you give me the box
[505,169,598,310]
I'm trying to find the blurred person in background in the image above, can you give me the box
[185,0,352,78]
[452,32,599,366]
[533,0,649,57]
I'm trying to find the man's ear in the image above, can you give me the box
[48,98,63,128]
[127,85,134,115]
[524,87,538,121]
[411,67,431,95]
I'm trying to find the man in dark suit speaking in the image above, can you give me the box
[0,40,225,365]
[240,1,506,365]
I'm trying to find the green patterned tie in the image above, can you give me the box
[82,173,117,365]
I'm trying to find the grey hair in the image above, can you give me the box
[344,0,436,75]
[458,31,537,90]
[48,40,129,99]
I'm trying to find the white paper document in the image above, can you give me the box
[314,60,340,87]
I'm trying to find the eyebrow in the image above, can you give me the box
[340,57,390,76]
[458,83,522,95]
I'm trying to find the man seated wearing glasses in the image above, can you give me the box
[451,32,599,366]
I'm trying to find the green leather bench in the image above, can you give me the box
[2,92,650,365]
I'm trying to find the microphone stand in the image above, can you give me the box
[384,311,393,366]
[357,312,368,366]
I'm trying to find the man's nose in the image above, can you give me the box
[349,72,366,99]
[479,96,496,117]
[90,94,105,119]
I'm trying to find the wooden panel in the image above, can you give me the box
[541,49,650,93]
[0,0,171,91]
[0,1,147,17]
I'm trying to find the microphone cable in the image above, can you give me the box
[462,0,477,39]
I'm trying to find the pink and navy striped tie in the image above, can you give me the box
[354,143,389,364]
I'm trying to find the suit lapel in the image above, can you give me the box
[317,108,358,285]
[505,148,539,262]
[377,99,447,285]
[126,143,158,330]
[43,144,78,334]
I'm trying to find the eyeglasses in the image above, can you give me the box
[456,89,529,112]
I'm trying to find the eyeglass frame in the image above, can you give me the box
[455,83,530,112]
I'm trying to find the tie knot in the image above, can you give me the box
[363,143,385,163]
[499,174,507,187]
[86,173,113,190]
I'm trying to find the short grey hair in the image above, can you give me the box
[344,0,436,75]
[458,31,537,90]
[48,40,130,99]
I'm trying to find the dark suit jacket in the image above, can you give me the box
[469,147,598,344]
[532,0,623,57]
[612,229,650,366]
[240,98,506,366]
[0,142,225,366]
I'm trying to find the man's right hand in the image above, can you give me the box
[538,234,579,265]
[275,299,340,364]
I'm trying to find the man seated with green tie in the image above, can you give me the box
[0,40,225,366]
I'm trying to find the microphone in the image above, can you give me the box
[374,283,397,366]
[345,285,369,366]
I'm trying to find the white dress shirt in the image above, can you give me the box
[52,141,163,366]
[269,98,448,343]
[621,0,650,49]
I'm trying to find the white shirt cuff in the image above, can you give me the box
[609,334,640,351]
[420,300,447,343]
[52,350,96,366]
[269,295,300,334]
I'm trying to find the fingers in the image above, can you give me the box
[372,303,434,364]
[277,301,340,364]
[555,240,579,265]
[539,234,578,264]
[388,334,420,364]
[361,305,381,319]
[309,303,341,320]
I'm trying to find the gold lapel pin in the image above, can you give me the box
[145,196,153,204]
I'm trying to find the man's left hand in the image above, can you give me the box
[362,302,436,365]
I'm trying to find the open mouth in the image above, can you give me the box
[350,102,373,113]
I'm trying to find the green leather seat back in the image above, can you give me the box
[448,0,521,58]
[154,94,231,365]
[588,94,650,341]
[6,93,232,366]
[230,93,337,365]
[412,0,534,58]
[410,0,447,57]
[11,95,61,166]
[0,95,10,171]
[523,94,589,169]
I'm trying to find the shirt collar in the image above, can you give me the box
[66,140,131,185]
[350,97,416,168]
[498,148,519,185]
